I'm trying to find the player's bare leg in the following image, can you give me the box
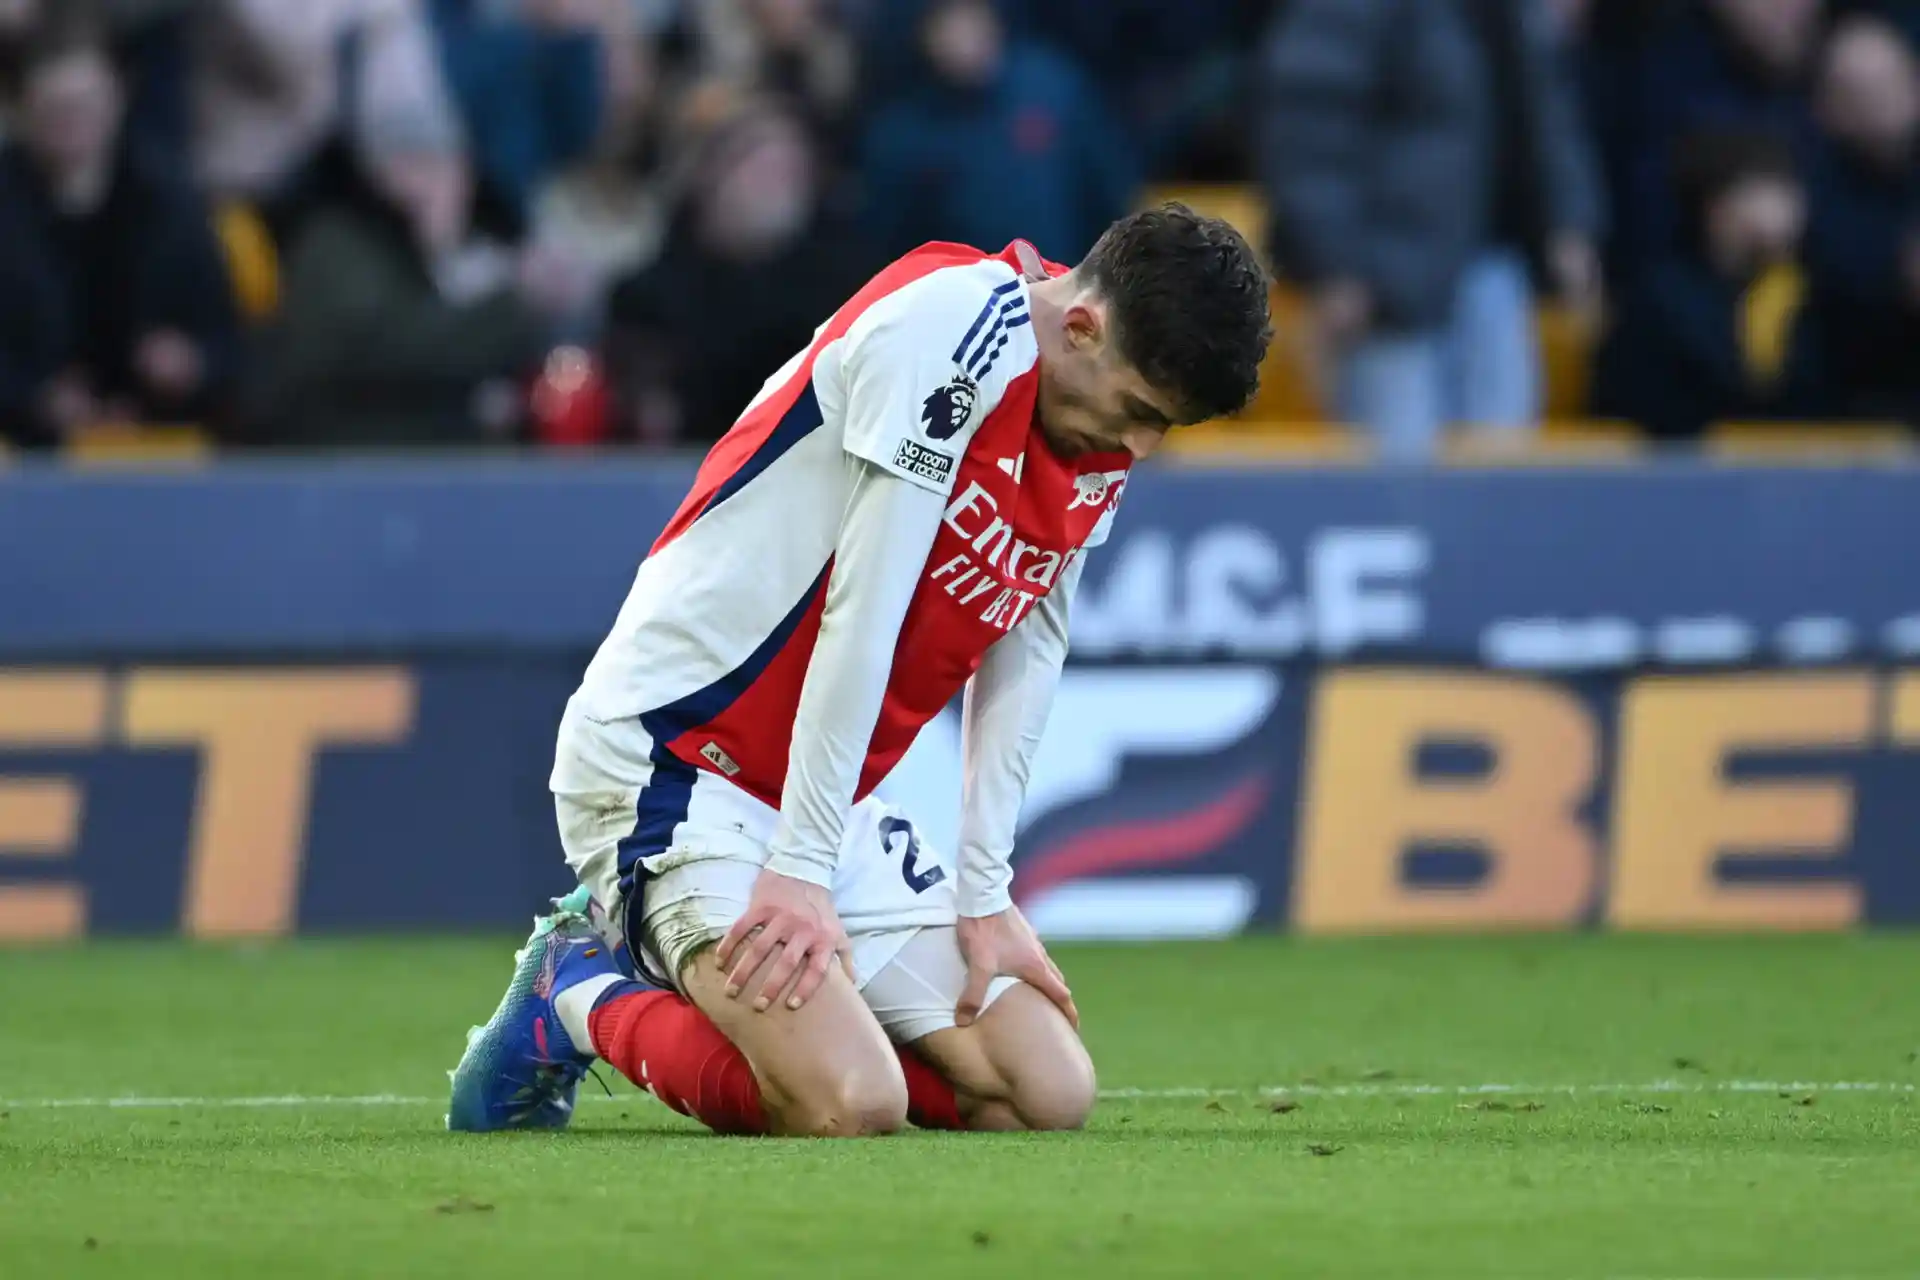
[909,983,1096,1132]
[678,944,909,1138]
[860,923,1096,1132]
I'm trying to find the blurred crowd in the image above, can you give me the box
[1264,0,1920,457]
[0,0,1917,456]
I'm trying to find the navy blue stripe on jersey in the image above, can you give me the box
[638,560,832,741]
[614,562,835,899]
[697,381,824,523]
[963,296,1030,375]
[967,308,1032,379]
[950,279,1024,364]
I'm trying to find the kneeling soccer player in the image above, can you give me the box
[447,205,1272,1137]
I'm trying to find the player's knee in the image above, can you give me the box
[967,985,1097,1131]
[1008,1040,1097,1132]
[785,1068,910,1138]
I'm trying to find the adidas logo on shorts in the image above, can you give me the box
[699,741,742,777]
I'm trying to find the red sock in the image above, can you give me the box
[896,1045,965,1131]
[586,989,964,1133]
[588,988,766,1134]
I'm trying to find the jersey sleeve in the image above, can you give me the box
[954,552,1084,917]
[763,458,948,887]
[838,264,1026,497]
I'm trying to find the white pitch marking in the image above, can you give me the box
[0,1081,1912,1110]
[1098,1080,1918,1100]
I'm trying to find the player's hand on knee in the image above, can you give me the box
[955,907,1078,1030]
[716,868,854,1012]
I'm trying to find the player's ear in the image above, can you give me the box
[1063,302,1103,351]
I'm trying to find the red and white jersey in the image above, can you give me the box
[573,241,1132,913]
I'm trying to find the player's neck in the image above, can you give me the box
[1024,271,1080,364]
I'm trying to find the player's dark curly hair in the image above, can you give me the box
[1079,203,1273,424]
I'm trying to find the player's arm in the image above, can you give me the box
[949,555,1085,1027]
[957,553,1082,918]
[955,487,1120,917]
[716,459,945,1011]
[764,463,947,890]
[717,266,1010,1011]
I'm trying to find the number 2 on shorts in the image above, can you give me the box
[879,816,946,894]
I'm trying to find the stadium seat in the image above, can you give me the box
[63,423,213,466]
[1537,303,1597,421]
[1706,422,1916,463]
[1247,282,1328,422]
[1442,420,1646,465]
[215,201,281,322]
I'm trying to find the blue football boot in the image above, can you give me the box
[446,887,634,1132]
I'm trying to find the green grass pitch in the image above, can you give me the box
[2,934,1917,1278]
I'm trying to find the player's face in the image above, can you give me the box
[1036,305,1182,461]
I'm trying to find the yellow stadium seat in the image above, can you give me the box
[64,423,213,466]
[1542,416,1639,438]
[1541,417,1646,451]
[1706,422,1915,463]
[1244,282,1327,423]
[1537,303,1597,420]
[215,201,281,322]
[1443,420,1646,465]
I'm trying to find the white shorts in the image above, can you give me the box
[551,695,1013,1041]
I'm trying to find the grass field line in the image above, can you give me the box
[1,1079,1913,1110]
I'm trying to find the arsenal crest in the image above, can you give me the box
[1072,472,1110,508]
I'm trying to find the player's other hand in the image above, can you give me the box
[955,907,1078,1030]
[716,868,854,1013]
